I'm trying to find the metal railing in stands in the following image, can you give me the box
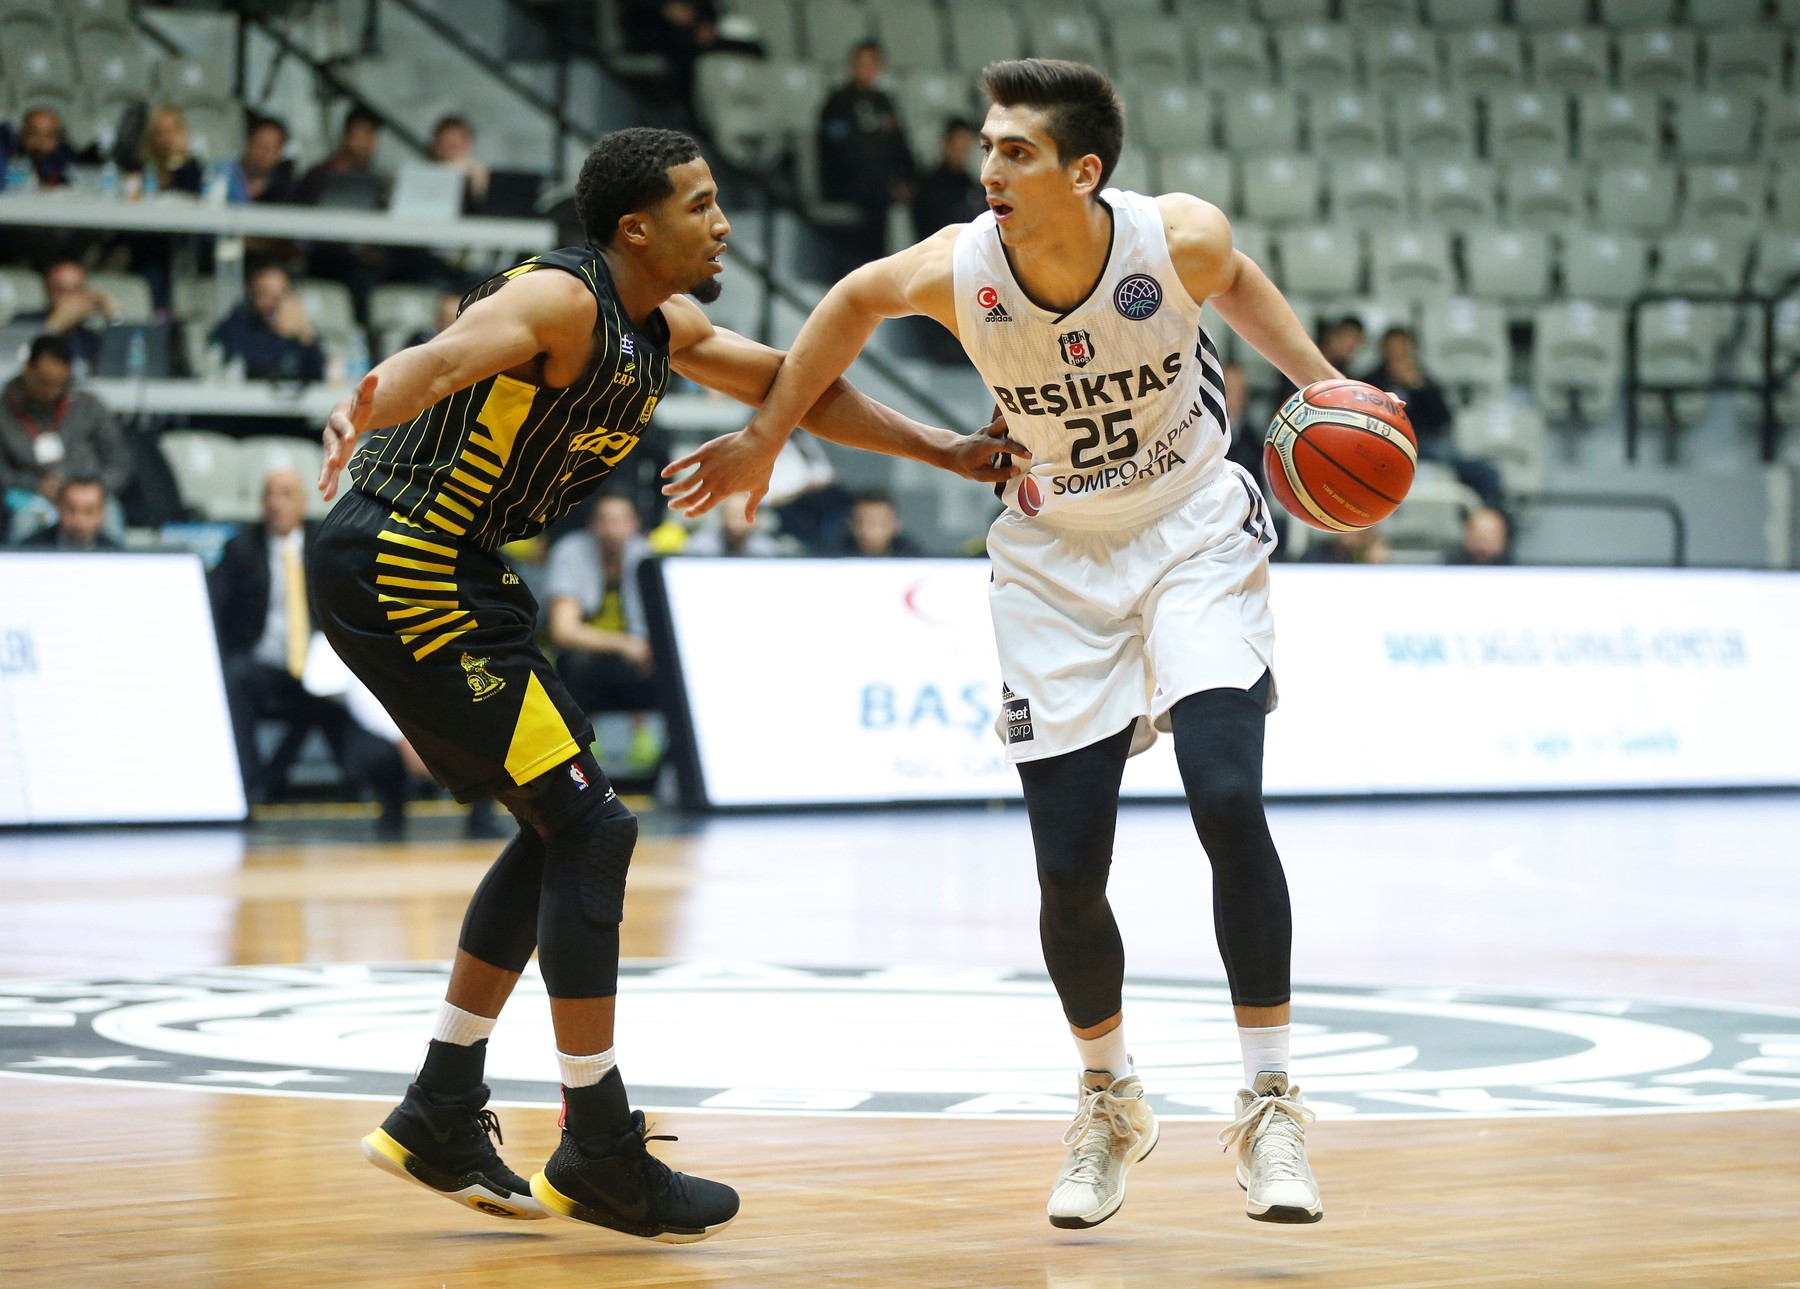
[1513,490,1689,568]
[1622,276,1800,466]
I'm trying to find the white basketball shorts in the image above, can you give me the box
[987,461,1278,763]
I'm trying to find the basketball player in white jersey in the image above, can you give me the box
[664,59,1339,1227]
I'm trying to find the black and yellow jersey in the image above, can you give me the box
[346,245,671,550]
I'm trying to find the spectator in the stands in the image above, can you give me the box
[1268,314,1364,420]
[406,288,464,350]
[428,114,489,213]
[911,118,984,238]
[133,105,204,195]
[1301,524,1391,566]
[210,264,326,382]
[0,335,131,528]
[1,107,76,188]
[227,114,300,204]
[1363,325,1503,509]
[617,0,759,121]
[10,261,119,372]
[297,106,388,205]
[209,468,352,805]
[1447,506,1514,566]
[12,475,119,551]
[836,489,920,558]
[684,494,786,557]
[818,41,915,273]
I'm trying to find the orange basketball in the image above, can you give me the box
[1262,379,1418,533]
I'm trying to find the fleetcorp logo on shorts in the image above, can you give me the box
[1113,273,1162,321]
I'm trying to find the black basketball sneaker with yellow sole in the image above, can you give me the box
[360,1082,545,1219]
[530,1110,739,1243]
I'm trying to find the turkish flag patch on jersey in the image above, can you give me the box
[1058,329,1095,368]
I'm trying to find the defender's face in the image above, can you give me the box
[651,157,729,304]
[979,104,1095,244]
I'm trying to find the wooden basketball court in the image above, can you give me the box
[7,795,1800,1288]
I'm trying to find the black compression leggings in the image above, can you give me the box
[1017,672,1292,1027]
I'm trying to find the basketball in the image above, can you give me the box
[1262,379,1418,532]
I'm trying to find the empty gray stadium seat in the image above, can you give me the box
[1529,28,1610,94]
[1175,0,1252,14]
[1109,152,1157,196]
[1702,29,1782,94]
[181,103,242,164]
[2,37,76,99]
[1382,469,1484,558]
[1446,28,1525,94]
[1560,231,1651,304]
[1330,157,1408,226]
[1634,299,1728,431]
[1533,300,1624,424]
[1617,29,1696,94]
[695,56,777,168]
[1453,397,1549,495]
[64,0,134,29]
[86,271,154,325]
[897,72,973,162]
[1030,7,1103,67]
[160,431,255,522]
[242,437,332,518]
[293,278,359,350]
[1656,233,1751,295]
[1308,92,1386,158]
[1371,228,1456,300]
[1764,101,1800,156]
[1671,93,1757,162]
[1241,154,1322,225]
[1413,161,1498,227]
[1577,92,1660,165]
[1597,0,1677,25]
[1161,152,1239,211]
[1275,24,1356,92]
[1487,91,1570,165]
[1465,228,1553,302]
[947,7,1025,74]
[801,0,871,66]
[1254,0,1331,20]
[1395,91,1476,160]
[1133,85,1216,159]
[1109,15,1193,84]
[1359,27,1438,94]
[1420,298,1510,399]
[762,62,829,143]
[1343,0,1418,21]
[1230,221,1274,271]
[1512,0,1592,27]
[75,30,150,98]
[1594,164,1678,232]
[1683,164,1766,232]
[1777,168,1800,230]
[154,57,235,110]
[1193,22,1271,90]
[871,0,946,74]
[733,0,803,61]
[1223,89,1301,154]
[0,266,46,323]
[1752,230,1800,293]
[1275,226,1365,298]
[1422,0,1503,26]
[1506,162,1586,230]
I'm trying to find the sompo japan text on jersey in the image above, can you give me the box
[952,189,1231,531]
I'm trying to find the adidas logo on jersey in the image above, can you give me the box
[985,302,1013,323]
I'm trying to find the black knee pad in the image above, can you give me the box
[532,755,637,1000]
[549,797,638,928]
[457,821,542,974]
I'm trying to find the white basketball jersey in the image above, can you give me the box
[953,189,1230,530]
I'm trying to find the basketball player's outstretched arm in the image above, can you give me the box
[1157,193,1341,389]
[661,228,971,518]
[317,271,597,499]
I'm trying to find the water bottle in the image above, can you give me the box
[346,331,371,385]
[125,328,148,381]
[141,167,159,199]
[99,162,120,202]
[4,157,33,195]
[204,161,230,207]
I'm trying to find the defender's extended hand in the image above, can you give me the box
[661,429,785,520]
[319,372,379,501]
[943,412,1031,484]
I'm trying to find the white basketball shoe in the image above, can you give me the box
[1217,1071,1322,1223]
[1046,1066,1160,1229]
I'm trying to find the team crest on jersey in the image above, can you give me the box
[1114,273,1163,321]
[460,653,505,702]
[1057,329,1096,368]
[976,284,1012,323]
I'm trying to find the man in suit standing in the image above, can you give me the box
[209,468,354,804]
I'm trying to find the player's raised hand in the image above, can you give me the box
[661,428,785,520]
[319,371,379,500]
[943,409,1031,484]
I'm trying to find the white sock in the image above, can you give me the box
[1239,1023,1290,1090]
[432,1002,496,1047]
[558,1046,617,1088]
[1073,1024,1131,1080]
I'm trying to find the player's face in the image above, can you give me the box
[652,157,729,305]
[978,105,1097,244]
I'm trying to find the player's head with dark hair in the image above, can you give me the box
[576,127,728,304]
[978,59,1124,216]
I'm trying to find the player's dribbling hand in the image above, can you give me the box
[660,429,784,520]
[318,371,379,500]
[944,410,1031,484]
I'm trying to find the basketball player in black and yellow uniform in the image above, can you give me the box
[310,128,1026,1242]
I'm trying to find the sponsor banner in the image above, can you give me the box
[0,553,245,824]
[654,560,1800,806]
[3,962,1795,1121]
